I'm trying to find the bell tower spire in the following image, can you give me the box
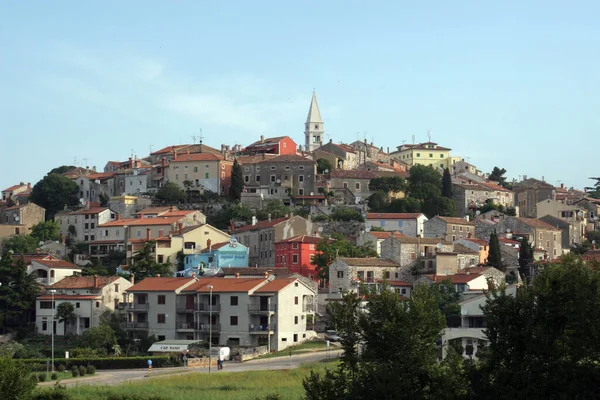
[305,91,324,152]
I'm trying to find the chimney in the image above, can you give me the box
[129,157,133,169]
[561,183,564,189]
[260,135,265,143]
[264,271,269,278]
[230,219,235,231]
[329,138,333,143]
[20,182,24,185]
[94,275,99,287]
[27,182,31,189]
[130,273,134,285]
[178,222,183,236]
[235,272,240,278]
[268,213,271,223]
[135,160,141,168]
[115,213,120,221]
[93,166,96,172]
[146,228,151,241]
[207,238,212,250]
[252,216,257,226]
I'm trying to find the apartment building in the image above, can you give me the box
[365,212,427,235]
[423,216,475,242]
[125,276,316,351]
[55,206,117,244]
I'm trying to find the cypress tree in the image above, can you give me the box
[442,168,453,198]
[488,231,503,270]
[230,158,244,200]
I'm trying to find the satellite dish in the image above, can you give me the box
[506,229,511,233]
[276,179,281,184]
[436,243,443,250]
[461,308,468,316]
[14,216,19,221]
[310,192,314,196]
[39,241,44,246]
[79,198,87,205]
[318,227,324,232]
[475,210,481,216]
[95,179,101,184]
[267,274,275,282]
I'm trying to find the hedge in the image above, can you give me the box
[22,356,173,371]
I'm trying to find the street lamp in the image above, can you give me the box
[207,284,213,374]
[48,289,57,372]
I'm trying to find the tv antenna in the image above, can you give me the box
[199,128,203,144]
[427,129,432,142]
[192,135,198,144]
[149,144,154,153]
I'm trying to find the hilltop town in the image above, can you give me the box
[1,91,599,364]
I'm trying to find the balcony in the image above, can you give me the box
[36,278,55,286]
[126,322,149,330]
[248,304,276,315]
[127,303,149,311]
[176,322,196,332]
[197,323,221,333]
[196,303,220,313]
[249,324,276,334]
[176,303,197,313]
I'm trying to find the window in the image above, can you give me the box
[440,154,444,158]
[298,188,304,195]
[459,226,463,232]
[416,153,421,157]
[84,235,88,241]
[401,288,407,295]
[452,225,456,231]
[158,295,166,305]
[270,175,276,182]
[553,234,556,241]
[294,333,298,342]
[343,182,348,189]
[76,302,80,308]
[292,254,298,264]
[175,174,179,180]
[429,153,433,158]
[95,301,100,308]
[40,301,53,309]
[539,233,543,240]
[158,335,166,341]
[294,316,299,324]
[244,175,249,182]
[194,166,198,172]
[85,223,89,229]
[42,321,47,331]
[230,316,238,326]
[270,166,276,170]
[91,223,95,229]
[84,318,90,328]
[385,271,391,279]
[256,175,260,182]
[337,271,344,278]
[157,314,166,324]
[294,296,299,305]
[355,182,360,190]
[137,230,141,237]
[452,235,456,241]
[298,166,304,170]
[230,296,238,306]
[205,172,209,179]
[546,240,550,248]
[299,175,304,182]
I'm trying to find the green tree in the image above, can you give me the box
[387,197,422,213]
[229,158,244,200]
[487,231,503,270]
[154,182,185,203]
[368,176,408,193]
[585,177,600,199]
[488,166,512,189]
[56,302,76,335]
[407,164,442,200]
[329,206,364,222]
[81,258,109,276]
[366,191,389,212]
[256,199,289,221]
[432,279,461,318]
[0,254,41,331]
[316,158,333,174]
[30,172,79,220]
[0,356,37,399]
[312,234,377,281]
[1,235,39,254]
[304,284,468,399]
[48,165,77,175]
[182,180,194,203]
[422,195,457,218]
[518,236,533,280]
[474,255,600,399]
[30,221,61,243]
[80,324,117,355]
[369,226,384,232]
[442,167,453,198]
[129,241,172,279]
[98,193,110,207]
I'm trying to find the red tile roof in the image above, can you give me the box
[463,238,489,246]
[183,278,266,293]
[366,231,405,240]
[89,240,123,245]
[276,235,324,245]
[235,154,278,165]
[161,210,198,217]
[32,259,81,270]
[127,277,196,292]
[435,216,475,226]
[171,153,224,162]
[69,207,108,215]
[151,145,189,155]
[135,207,176,215]
[49,276,119,289]
[2,184,27,192]
[87,172,115,180]
[99,217,183,227]
[431,273,481,284]
[498,237,521,245]
[255,278,297,293]
[38,294,100,301]
[377,280,412,287]
[247,136,290,146]
[366,213,423,220]
[230,217,288,233]
[515,217,560,231]
[11,253,57,265]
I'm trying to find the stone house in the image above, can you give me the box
[0,202,45,233]
[313,140,359,170]
[474,216,563,259]
[327,170,377,205]
[243,135,297,156]
[328,257,401,296]
[356,231,405,256]
[36,275,131,336]
[349,140,391,164]
[380,235,454,279]
[365,212,427,236]
[452,182,514,217]
[536,198,587,245]
[423,216,475,242]
[2,182,30,201]
[166,152,233,196]
[455,238,489,265]
[230,214,314,268]
[512,178,555,218]
[55,206,117,244]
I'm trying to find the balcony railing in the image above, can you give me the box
[36,278,55,286]
[248,304,276,313]
[126,322,149,329]
[196,303,221,313]
[127,303,149,311]
[197,323,221,333]
[176,322,196,331]
[176,303,197,313]
[249,323,276,333]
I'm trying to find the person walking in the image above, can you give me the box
[217,358,223,370]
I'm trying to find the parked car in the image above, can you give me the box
[325,330,342,342]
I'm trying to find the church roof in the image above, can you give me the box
[306,91,323,124]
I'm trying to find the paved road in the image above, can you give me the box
[43,350,343,388]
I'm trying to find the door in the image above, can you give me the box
[260,296,269,311]
[186,295,194,310]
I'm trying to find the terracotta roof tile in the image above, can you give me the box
[99,217,183,227]
[386,236,452,245]
[127,277,196,292]
[247,136,290,146]
[435,216,475,226]
[366,213,424,220]
[255,278,298,293]
[171,153,224,162]
[365,231,405,239]
[376,279,412,287]
[235,155,278,165]
[32,259,81,270]
[230,217,288,233]
[39,294,100,301]
[150,145,189,155]
[49,276,119,289]
[68,207,108,215]
[259,154,314,164]
[515,217,560,231]
[463,238,489,246]
[220,267,291,277]
[2,184,27,192]
[276,235,324,245]
[183,278,266,293]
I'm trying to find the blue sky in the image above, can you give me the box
[1,1,597,192]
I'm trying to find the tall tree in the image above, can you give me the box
[256,199,289,220]
[182,180,194,203]
[488,166,512,189]
[585,177,600,199]
[369,176,408,193]
[518,236,533,280]
[129,241,172,279]
[487,231,503,270]
[0,356,37,399]
[48,165,77,175]
[29,172,79,220]
[442,167,453,198]
[230,158,244,201]
[1,235,39,253]
[0,254,41,331]
[154,182,185,203]
[30,221,61,243]
[312,234,378,281]
[474,255,600,399]
[56,302,76,335]
[407,164,442,200]
[316,158,333,174]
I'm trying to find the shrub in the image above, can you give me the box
[311,214,329,222]
[57,364,65,372]
[22,356,171,370]
[30,383,74,400]
[86,365,96,375]
[51,372,58,380]
[38,373,47,382]
[78,365,86,376]
[71,367,79,377]
[30,374,39,384]
[106,395,166,400]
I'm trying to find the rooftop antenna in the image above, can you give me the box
[131,149,134,158]
[73,157,78,166]
[191,135,197,144]
[412,135,415,144]
[199,128,203,144]
[149,144,154,153]
[82,158,88,167]
[428,129,432,142]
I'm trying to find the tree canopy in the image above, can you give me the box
[29,172,79,220]
[316,158,333,174]
[488,166,512,189]
[229,158,244,200]
[312,234,377,280]
[368,176,408,193]
[1,235,39,254]
[154,182,185,203]
[128,241,173,279]
[30,221,61,243]
[487,231,503,270]
[442,167,453,198]
[585,177,600,199]
[0,254,41,331]
[256,199,289,221]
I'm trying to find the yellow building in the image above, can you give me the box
[166,153,233,195]
[390,142,451,169]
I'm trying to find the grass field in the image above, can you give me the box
[256,339,332,359]
[61,361,336,400]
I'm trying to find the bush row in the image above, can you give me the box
[22,356,172,371]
